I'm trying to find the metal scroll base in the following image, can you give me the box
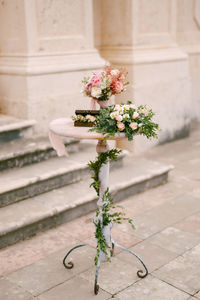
[63,140,148,295]
[63,238,148,295]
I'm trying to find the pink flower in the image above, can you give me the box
[133,112,139,119]
[129,122,138,131]
[115,115,123,122]
[141,108,148,116]
[90,71,105,87]
[113,81,123,94]
[117,122,125,131]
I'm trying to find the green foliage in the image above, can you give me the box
[89,149,135,265]
[89,102,159,141]
[88,148,121,196]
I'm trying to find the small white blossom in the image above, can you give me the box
[123,113,130,119]
[114,104,121,111]
[91,87,102,98]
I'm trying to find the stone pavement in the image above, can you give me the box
[0,122,200,300]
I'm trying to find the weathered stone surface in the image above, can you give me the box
[174,212,200,235]
[116,275,189,300]
[118,193,200,239]
[8,246,96,296]
[37,276,111,300]
[80,257,139,294]
[148,226,200,255]
[0,157,171,249]
[0,136,79,171]
[116,239,177,273]
[153,244,200,294]
[0,114,36,144]
[0,277,34,300]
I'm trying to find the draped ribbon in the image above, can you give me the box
[90,98,97,110]
[49,130,68,157]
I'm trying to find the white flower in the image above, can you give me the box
[123,113,130,119]
[111,69,120,76]
[119,107,124,115]
[91,87,102,98]
[114,104,121,111]
[133,112,139,119]
[124,105,130,110]
[130,104,137,109]
[99,82,107,89]
[110,111,119,119]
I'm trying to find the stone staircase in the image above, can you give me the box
[0,115,173,249]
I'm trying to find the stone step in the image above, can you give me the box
[0,143,124,208]
[0,135,79,171]
[0,114,36,143]
[0,157,173,249]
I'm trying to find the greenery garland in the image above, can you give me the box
[88,149,135,265]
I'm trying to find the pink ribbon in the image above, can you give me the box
[49,130,68,157]
[90,98,97,110]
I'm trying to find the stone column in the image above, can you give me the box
[0,0,105,133]
[94,0,191,153]
[176,0,200,121]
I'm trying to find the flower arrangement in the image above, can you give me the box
[72,114,96,123]
[81,66,129,101]
[89,101,159,141]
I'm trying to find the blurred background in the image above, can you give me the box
[0,0,200,153]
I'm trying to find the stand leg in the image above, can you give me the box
[112,240,148,278]
[63,242,91,269]
[94,251,103,295]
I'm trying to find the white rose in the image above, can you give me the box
[99,82,107,89]
[110,111,119,119]
[114,104,121,111]
[123,113,130,119]
[91,87,102,98]
[124,105,130,110]
[111,69,120,76]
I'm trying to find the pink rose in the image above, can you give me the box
[129,122,138,131]
[115,115,123,122]
[117,122,125,131]
[141,108,148,116]
[133,112,139,119]
[114,81,123,94]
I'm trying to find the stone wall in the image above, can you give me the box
[0,0,200,152]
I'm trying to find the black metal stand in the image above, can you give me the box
[63,236,148,295]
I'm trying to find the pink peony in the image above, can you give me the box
[113,81,123,94]
[129,122,138,131]
[117,122,125,131]
[90,71,105,87]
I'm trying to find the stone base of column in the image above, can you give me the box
[0,50,105,134]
